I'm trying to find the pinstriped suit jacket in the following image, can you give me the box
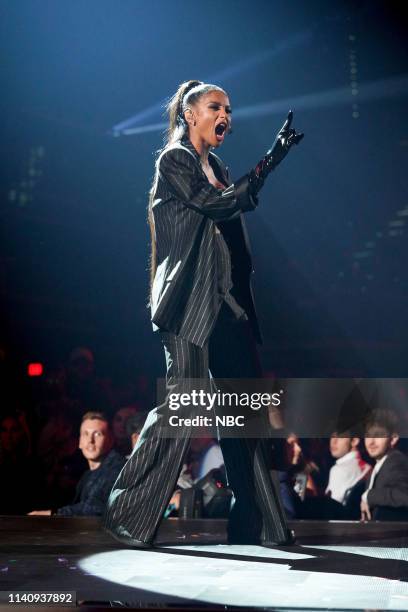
[150,134,262,347]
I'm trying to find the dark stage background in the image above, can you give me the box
[1,0,408,401]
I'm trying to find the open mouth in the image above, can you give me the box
[215,122,227,137]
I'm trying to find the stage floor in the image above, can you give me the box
[0,516,407,610]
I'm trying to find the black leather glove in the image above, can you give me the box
[248,110,304,195]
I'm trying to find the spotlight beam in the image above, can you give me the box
[111,30,313,136]
[118,73,408,137]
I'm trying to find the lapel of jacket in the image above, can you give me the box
[180,135,206,178]
[180,135,231,186]
[179,134,253,263]
[369,452,393,490]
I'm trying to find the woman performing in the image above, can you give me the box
[104,80,304,547]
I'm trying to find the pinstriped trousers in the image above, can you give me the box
[103,304,289,544]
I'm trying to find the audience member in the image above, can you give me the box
[125,412,148,454]
[112,405,139,456]
[284,435,321,498]
[189,437,224,481]
[286,431,371,520]
[326,431,371,504]
[29,411,124,516]
[299,430,371,520]
[361,409,408,521]
[268,435,301,518]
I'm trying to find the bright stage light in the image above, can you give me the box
[78,544,408,609]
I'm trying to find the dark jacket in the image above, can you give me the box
[57,449,125,516]
[366,449,408,521]
[150,135,262,347]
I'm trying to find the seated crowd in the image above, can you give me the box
[1,347,408,523]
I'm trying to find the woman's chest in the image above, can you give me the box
[201,163,226,190]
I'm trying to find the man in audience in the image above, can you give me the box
[299,431,370,519]
[326,431,371,504]
[29,411,124,516]
[361,409,408,521]
[112,405,139,456]
[126,412,148,455]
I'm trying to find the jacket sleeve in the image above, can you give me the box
[56,464,123,517]
[367,460,408,509]
[159,147,258,221]
[56,500,106,517]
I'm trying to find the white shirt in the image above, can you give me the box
[198,444,224,480]
[361,454,388,504]
[326,450,371,503]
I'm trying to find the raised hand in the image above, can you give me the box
[267,110,304,168]
[249,110,304,195]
